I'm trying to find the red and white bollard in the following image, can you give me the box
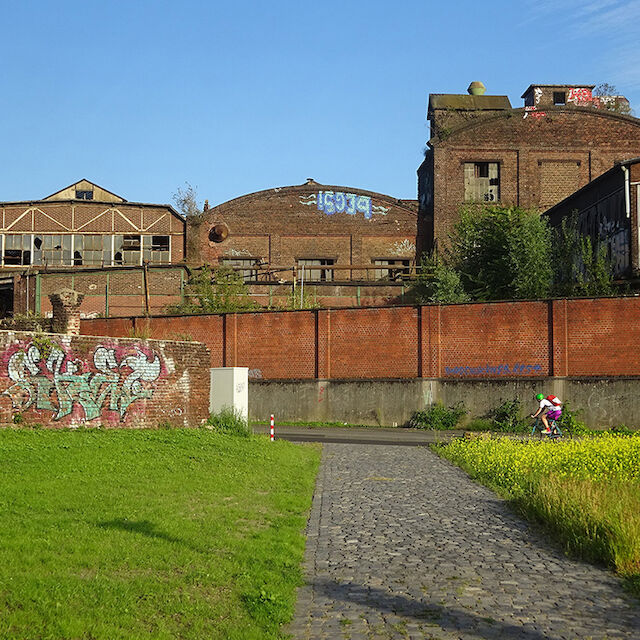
[270,414,275,442]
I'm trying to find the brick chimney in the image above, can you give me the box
[49,289,84,335]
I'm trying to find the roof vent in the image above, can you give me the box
[467,81,486,96]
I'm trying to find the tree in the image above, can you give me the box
[172,182,203,218]
[412,254,469,304]
[447,205,553,300]
[166,265,258,314]
[593,83,633,115]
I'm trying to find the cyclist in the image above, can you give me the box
[531,393,562,434]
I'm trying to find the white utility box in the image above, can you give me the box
[209,367,249,421]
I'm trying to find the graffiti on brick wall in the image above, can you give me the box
[567,87,593,106]
[524,106,546,119]
[1,341,162,422]
[299,192,390,218]
[391,239,416,256]
[445,363,543,376]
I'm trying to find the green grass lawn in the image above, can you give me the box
[0,428,321,639]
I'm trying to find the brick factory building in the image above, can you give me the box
[418,82,640,250]
[187,179,420,306]
[0,179,187,317]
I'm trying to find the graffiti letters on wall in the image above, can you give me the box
[2,341,162,423]
[299,192,390,218]
[567,87,593,106]
[445,363,542,376]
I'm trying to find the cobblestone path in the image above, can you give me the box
[287,444,640,640]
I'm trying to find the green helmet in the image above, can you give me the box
[535,393,544,401]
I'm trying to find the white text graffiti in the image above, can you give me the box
[299,192,389,218]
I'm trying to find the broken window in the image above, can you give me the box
[75,190,94,200]
[372,259,410,281]
[32,235,71,266]
[221,258,260,282]
[3,234,32,266]
[73,235,112,266]
[114,235,141,265]
[297,258,335,282]
[142,235,170,264]
[464,162,500,203]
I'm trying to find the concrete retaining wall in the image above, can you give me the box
[249,378,640,429]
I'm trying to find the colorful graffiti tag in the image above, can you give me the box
[567,87,593,106]
[299,192,390,218]
[2,341,162,422]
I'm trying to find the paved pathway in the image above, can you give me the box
[287,444,640,640]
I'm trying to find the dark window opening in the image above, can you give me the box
[151,235,170,251]
[4,235,32,266]
[553,91,566,105]
[75,190,94,200]
[297,258,335,282]
[475,162,489,178]
[73,251,83,266]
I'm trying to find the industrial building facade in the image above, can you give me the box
[0,180,187,316]
[418,83,640,250]
[189,179,420,284]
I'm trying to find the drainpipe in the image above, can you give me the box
[622,164,630,219]
[622,164,637,272]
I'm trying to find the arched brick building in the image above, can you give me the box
[418,83,640,249]
[189,180,420,283]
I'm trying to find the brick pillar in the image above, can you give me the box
[49,289,84,335]
[550,298,569,377]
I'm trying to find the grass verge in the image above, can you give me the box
[0,428,320,639]
[433,435,640,598]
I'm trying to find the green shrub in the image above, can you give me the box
[207,407,251,437]
[487,398,528,433]
[465,418,494,432]
[408,402,467,430]
[557,402,589,436]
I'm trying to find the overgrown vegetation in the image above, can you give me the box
[0,428,320,639]
[167,265,258,315]
[0,312,52,333]
[412,255,469,304]
[434,434,640,597]
[413,205,614,303]
[207,407,252,437]
[408,402,467,430]
[172,182,203,218]
[486,398,528,433]
[448,205,553,300]
[552,212,613,297]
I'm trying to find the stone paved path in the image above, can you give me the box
[287,444,640,640]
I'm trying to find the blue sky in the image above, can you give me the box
[1,0,638,207]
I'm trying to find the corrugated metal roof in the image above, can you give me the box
[428,94,511,112]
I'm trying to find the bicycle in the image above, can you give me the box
[530,416,563,440]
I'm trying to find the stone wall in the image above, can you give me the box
[248,377,640,429]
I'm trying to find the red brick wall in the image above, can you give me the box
[0,330,210,428]
[80,296,640,380]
